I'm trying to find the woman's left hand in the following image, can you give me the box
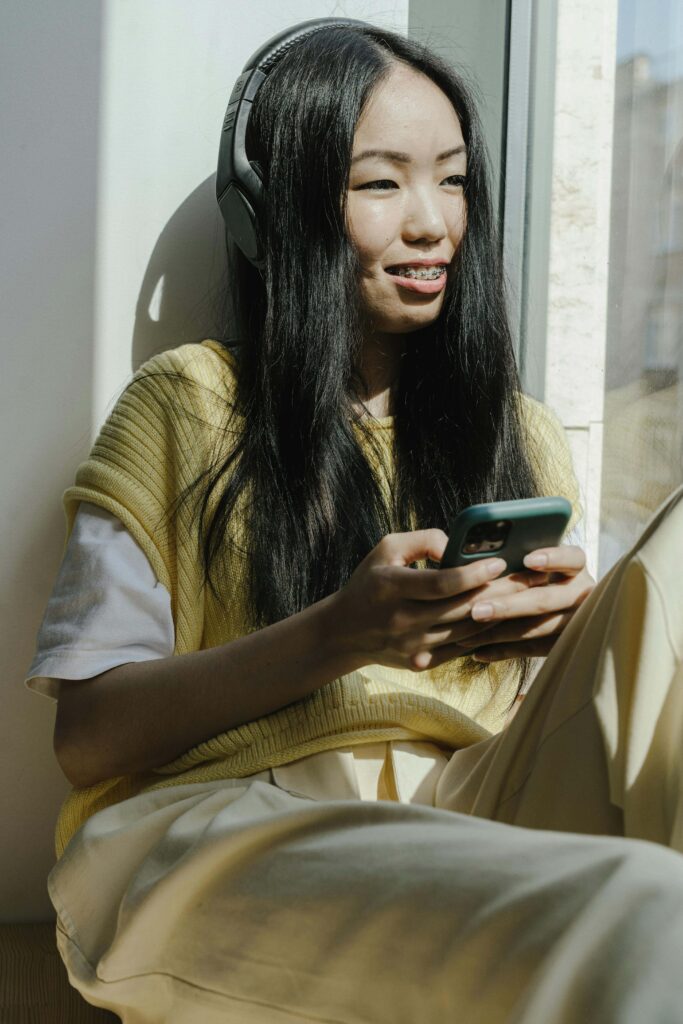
[456,545,596,662]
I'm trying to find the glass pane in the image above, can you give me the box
[600,0,683,575]
[408,1,509,216]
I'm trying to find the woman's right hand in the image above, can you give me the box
[331,529,515,673]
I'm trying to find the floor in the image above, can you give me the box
[0,923,118,1023]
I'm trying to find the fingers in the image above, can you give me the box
[523,544,586,576]
[375,544,594,673]
[375,528,451,569]
[455,611,575,650]
[407,611,568,670]
[405,563,593,668]
[469,568,594,623]
[403,571,543,636]
[410,632,554,671]
[410,641,472,672]
[471,636,557,662]
[403,608,571,670]
[391,556,508,602]
[392,545,586,607]
[420,609,572,659]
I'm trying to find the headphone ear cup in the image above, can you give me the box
[218,18,371,269]
[221,183,262,265]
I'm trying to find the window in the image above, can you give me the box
[600,0,683,574]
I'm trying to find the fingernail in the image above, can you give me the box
[486,559,506,576]
[525,553,548,568]
[472,652,492,662]
[471,602,494,621]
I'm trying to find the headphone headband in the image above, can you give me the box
[216,17,372,269]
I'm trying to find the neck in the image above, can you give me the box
[352,331,406,419]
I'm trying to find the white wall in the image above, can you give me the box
[2,0,408,923]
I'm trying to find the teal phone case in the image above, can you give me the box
[440,496,572,575]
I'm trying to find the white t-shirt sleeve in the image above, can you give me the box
[24,502,175,702]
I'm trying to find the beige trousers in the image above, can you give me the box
[49,486,683,1024]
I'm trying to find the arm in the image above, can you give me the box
[53,526,524,789]
[54,591,362,790]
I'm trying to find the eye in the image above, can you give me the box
[355,175,468,192]
[357,179,398,191]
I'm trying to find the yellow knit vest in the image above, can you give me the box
[53,339,581,858]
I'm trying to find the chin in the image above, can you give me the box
[382,310,444,334]
[361,287,446,335]
[397,297,446,326]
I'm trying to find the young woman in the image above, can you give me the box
[26,20,683,1024]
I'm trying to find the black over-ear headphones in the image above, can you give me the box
[216,17,372,270]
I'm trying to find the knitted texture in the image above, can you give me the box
[53,340,581,858]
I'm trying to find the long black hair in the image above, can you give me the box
[150,25,541,685]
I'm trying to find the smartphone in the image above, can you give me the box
[439,496,572,575]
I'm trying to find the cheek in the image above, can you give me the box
[347,202,395,265]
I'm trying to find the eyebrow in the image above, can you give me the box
[350,144,466,165]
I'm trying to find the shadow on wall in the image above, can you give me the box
[14,171,233,922]
[132,174,234,371]
[4,0,104,925]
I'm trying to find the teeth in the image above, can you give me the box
[388,265,446,279]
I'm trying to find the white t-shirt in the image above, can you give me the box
[24,502,175,701]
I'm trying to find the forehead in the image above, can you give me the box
[353,64,464,150]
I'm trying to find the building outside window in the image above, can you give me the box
[600,0,683,574]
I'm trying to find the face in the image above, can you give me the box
[346,64,468,338]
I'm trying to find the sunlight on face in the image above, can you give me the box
[346,64,468,337]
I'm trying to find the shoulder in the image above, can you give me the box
[133,339,241,393]
[69,341,245,554]
[519,393,566,443]
[519,394,573,469]
[126,340,243,429]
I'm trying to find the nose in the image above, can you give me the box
[401,186,447,243]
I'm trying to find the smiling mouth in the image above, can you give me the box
[385,265,448,280]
